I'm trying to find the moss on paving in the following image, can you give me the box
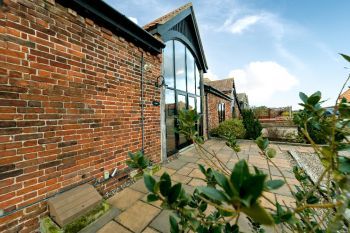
[41,200,111,233]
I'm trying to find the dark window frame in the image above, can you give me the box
[218,103,225,123]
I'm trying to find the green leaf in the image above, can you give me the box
[144,174,156,193]
[231,160,250,191]
[159,172,172,196]
[189,219,200,230]
[168,183,182,204]
[340,53,350,63]
[256,136,269,151]
[265,179,285,190]
[242,203,274,225]
[307,91,322,105]
[307,195,319,204]
[127,151,135,160]
[199,186,228,202]
[169,215,179,233]
[266,148,276,158]
[147,193,159,202]
[241,174,267,205]
[198,164,206,175]
[299,92,308,104]
[212,170,235,197]
[339,156,350,174]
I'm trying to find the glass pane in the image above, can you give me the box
[188,96,195,110]
[175,41,186,91]
[186,49,195,94]
[196,97,201,113]
[165,89,176,153]
[195,65,200,95]
[177,94,187,145]
[163,41,174,88]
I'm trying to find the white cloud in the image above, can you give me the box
[221,12,284,38]
[229,61,299,105]
[225,15,261,34]
[128,16,138,25]
[204,69,219,81]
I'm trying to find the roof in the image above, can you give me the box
[205,78,234,93]
[237,93,249,102]
[143,3,193,31]
[339,88,350,101]
[144,3,208,72]
[204,84,232,101]
[56,0,164,54]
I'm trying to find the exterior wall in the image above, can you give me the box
[205,92,231,134]
[0,0,161,232]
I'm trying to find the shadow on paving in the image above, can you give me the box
[100,139,307,233]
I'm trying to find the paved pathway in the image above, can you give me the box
[98,139,315,233]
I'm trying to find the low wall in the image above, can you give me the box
[261,120,298,141]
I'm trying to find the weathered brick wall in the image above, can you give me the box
[206,93,232,133]
[0,0,162,232]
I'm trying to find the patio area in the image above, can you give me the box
[98,139,314,233]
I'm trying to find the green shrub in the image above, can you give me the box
[241,109,262,139]
[210,119,246,139]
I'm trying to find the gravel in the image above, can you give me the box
[288,150,325,184]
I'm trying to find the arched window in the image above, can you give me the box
[163,40,201,154]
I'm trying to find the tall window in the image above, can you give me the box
[218,103,225,123]
[163,40,202,153]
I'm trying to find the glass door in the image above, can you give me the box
[165,89,176,155]
[176,92,188,149]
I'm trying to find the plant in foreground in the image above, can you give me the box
[133,54,350,232]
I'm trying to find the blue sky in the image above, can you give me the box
[105,0,350,109]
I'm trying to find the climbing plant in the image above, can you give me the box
[139,54,350,232]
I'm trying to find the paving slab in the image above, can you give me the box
[108,188,144,211]
[142,227,160,233]
[163,159,188,170]
[154,167,176,176]
[170,173,192,184]
[149,210,175,233]
[97,221,132,233]
[116,201,161,233]
[178,155,199,163]
[188,169,206,179]
[176,166,194,176]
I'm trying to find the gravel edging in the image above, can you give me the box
[288,150,325,185]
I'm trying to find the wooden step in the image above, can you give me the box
[48,184,102,227]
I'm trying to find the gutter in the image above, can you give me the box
[56,0,164,54]
[203,84,231,101]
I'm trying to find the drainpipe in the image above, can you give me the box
[205,92,209,138]
[140,53,145,153]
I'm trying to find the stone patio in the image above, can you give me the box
[98,139,315,233]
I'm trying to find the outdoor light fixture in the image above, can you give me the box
[143,63,152,72]
[155,75,167,88]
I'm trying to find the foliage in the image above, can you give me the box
[41,202,111,233]
[252,106,269,118]
[126,151,150,173]
[210,118,246,139]
[241,109,263,139]
[63,201,110,233]
[139,54,350,232]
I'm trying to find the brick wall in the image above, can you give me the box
[0,0,162,232]
[206,93,232,133]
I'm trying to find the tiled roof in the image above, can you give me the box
[204,78,234,93]
[143,3,192,31]
[339,88,350,101]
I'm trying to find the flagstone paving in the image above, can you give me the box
[99,139,314,233]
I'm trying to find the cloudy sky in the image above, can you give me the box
[105,0,350,109]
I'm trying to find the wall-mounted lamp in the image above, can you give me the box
[155,75,167,88]
[143,63,152,72]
